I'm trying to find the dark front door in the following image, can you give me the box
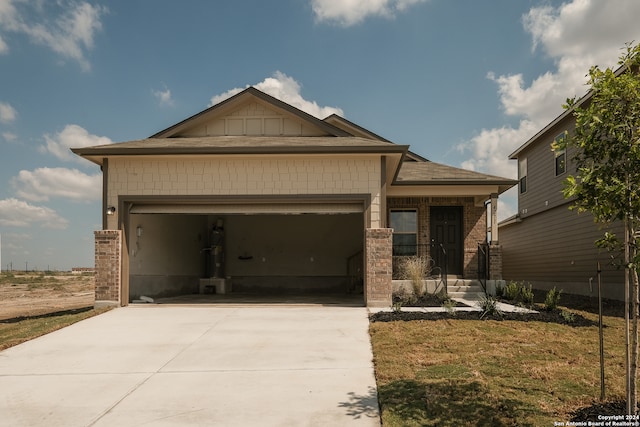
[430,207,463,276]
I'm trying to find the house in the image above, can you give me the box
[72,87,516,307]
[500,83,625,301]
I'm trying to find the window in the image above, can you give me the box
[554,131,567,176]
[389,209,417,256]
[519,157,527,193]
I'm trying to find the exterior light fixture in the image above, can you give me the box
[106,206,116,215]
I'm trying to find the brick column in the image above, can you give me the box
[365,228,392,307]
[94,230,122,307]
[489,244,503,280]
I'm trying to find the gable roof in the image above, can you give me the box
[151,87,351,138]
[509,62,631,159]
[71,85,516,195]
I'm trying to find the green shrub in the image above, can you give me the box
[495,283,504,298]
[520,284,534,307]
[442,298,457,315]
[392,300,403,313]
[478,295,503,319]
[560,309,575,323]
[544,287,563,311]
[503,281,520,301]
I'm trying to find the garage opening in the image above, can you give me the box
[126,202,365,303]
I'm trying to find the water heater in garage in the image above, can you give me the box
[209,219,224,279]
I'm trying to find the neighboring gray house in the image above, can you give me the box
[73,87,516,307]
[500,79,626,301]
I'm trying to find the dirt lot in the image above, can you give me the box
[0,273,95,321]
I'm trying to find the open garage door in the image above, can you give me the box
[125,199,365,304]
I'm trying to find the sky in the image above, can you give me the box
[1,0,639,271]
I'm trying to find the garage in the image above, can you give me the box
[124,199,365,303]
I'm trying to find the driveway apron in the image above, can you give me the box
[0,305,380,426]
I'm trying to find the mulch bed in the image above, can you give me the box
[392,293,466,308]
[370,308,597,327]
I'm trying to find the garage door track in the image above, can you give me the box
[0,305,380,426]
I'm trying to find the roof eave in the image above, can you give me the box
[71,144,410,157]
[392,180,517,194]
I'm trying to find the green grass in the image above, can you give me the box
[370,302,628,426]
[0,307,110,351]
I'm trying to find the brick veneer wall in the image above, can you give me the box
[94,230,121,305]
[489,244,503,280]
[365,228,392,307]
[387,197,487,278]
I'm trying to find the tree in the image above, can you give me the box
[556,42,640,414]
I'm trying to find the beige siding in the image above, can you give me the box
[501,203,624,300]
[181,101,325,137]
[106,155,383,228]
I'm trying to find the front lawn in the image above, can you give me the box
[369,296,628,426]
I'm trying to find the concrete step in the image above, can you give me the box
[447,285,483,293]
[449,292,485,300]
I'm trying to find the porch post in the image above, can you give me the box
[365,228,393,307]
[94,230,122,308]
[490,192,499,244]
[489,244,503,280]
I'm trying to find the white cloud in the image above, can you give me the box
[0,101,17,123]
[311,0,428,26]
[209,71,344,119]
[459,119,539,179]
[152,86,174,107]
[0,198,68,229]
[41,124,112,162]
[0,1,107,71]
[2,131,17,142]
[459,0,640,184]
[11,167,101,202]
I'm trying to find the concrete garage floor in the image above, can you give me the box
[0,305,380,427]
[153,292,365,306]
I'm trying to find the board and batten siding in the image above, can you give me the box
[180,101,325,137]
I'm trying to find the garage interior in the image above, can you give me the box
[127,209,365,303]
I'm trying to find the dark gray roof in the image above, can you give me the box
[395,161,517,188]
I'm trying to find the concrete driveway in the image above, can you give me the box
[0,304,380,426]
